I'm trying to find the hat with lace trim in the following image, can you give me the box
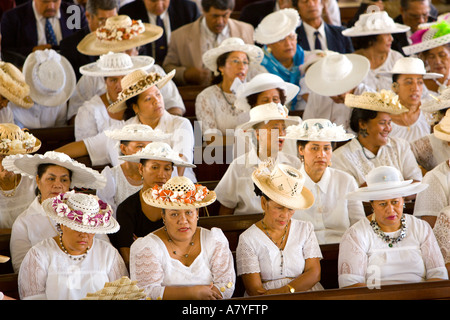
[254,8,300,45]
[433,109,450,141]
[142,176,216,209]
[22,49,76,107]
[281,118,355,142]
[377,57,443,79]
[403,20,450,55]
[345,89,409,114]
[80,51,154,77]
[421,87,450,113]
[252,160,314,210]
[2,151,107,189]
[0,123,41,155]
[105,124,170,141]
[0,62,33,108]
[77,15,163,56]
[346,166,428,201]
[42,191,119,234]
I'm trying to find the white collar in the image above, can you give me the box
[32,0,61,22]
[302,21,325,38]
[300,165,331,193]
[201,16,229,39]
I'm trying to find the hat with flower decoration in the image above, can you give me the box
[281,118,354,142]
[403,20,450,55]
[345,89,409,114]
[0,123,41,155]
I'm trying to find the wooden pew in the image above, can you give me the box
[28,126,75,154]
[0,273,19,300]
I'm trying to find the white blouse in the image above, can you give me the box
[293,166,365,244]
[433,206,450,265]
[362,50,403,92]
[18,237,128,300]
[0,176,36,229]
[389,111,431,143]
[214,148,301,215]
[331,137,422,186]
[338,214,448,288]
[410,134,450,172]
[130,227,236,300]
[236,219,323,293]
[10,102,68,129]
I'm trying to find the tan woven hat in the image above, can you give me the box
[345,89,409,114]
[0,255,9,263]
[434,109,450,141]
[107,69,175,113]
[0,123,41,155]
[83,276,146,300]
[421,87,450,113]
[77,15,163,56]
[142,176,216,210]
[0,62,33,108]
[251,161,314,210]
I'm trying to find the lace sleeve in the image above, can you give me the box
[18,247,48,300]
[209,228,236,299]
[433,210,450,265]
[414,172,448,217]
[195,88,218,134]
[108,248,129,281]
[410,136,435,171]
[235,229,261,276]
[419,219,448,280]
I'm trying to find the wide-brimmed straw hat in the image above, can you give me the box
[119,141,195,168]
[342,9,410,37]
[2,151,106,189]
[0,123,41,155]
[234,73,299,110]
[282,118,355,142]
[77,15,163,56]
[105,124,170,141]
[42,191,119,234]
[80,52,154,77]
[0,62,33,108]
[433,109,450,141]
[202,37,264,75]
[421,87,450,113]
[403,20,450,55]
[83,276,146,300]
[107,69,175,113]
[345,89,409,114]
[22,49,76,107]
[254,8,300,45]
[142,176,216,209]
[377,57,443,79]
[346,166,428,201]
[252,161,314,210]
[0,255,9,263]
[305,53,370,96]
[235,102,301,131]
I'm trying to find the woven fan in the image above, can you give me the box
[82,276,147,300]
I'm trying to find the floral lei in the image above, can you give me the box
[150,184,209,204]
[52,192,112,227]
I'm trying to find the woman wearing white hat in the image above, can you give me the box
[236,162,323,296]
[3,151,107,272]
[339,166,448,288]
[18,191,128,300]
[214,102,301,215]
[332,90,423,187]
[282,119,365,244]
[74,52,154,141]
[113,142,195,267]
[130,176,236,300]
[0,123,41,229]
[433,206,450,275]
[195,37,264,141]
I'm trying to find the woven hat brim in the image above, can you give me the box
[0,62,34,108]
[79,56,155,77]
[342,23,410,37]
[2,153,107,190]
[420,97,450,112]
[118,154,196,168]
[345,94,409,114]
[107,69,175,113]
[377,70,443,79]
[77,24,163,56]
[0,87,34,108]
[346,182,428,201]
[251,171,314,210]
[403,34,450,55]
[281,133,355,142]
[105,130,171,141]
[305,54,370,96]
[0,138,41,155]
[433,124,450,141]
[142,189,216,209]
[236,116,301,131]
[42,198,120,234]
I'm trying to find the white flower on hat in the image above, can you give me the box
[379,89,400,106]
[56,203,70,217]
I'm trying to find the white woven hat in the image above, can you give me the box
[305,53,370,96]
[421,87,450,112]
[252,161,314,210]
[0,123,41,155]
[0,61,33,108]
[42,191,119,234]
[105,124,170,141]
[403,20,450,55]
[83,276,146,300]
[119,141,195,168]
[79,52,154,77]
[282,118,354,142]
[345,89,409,114]
[142,176,216,209]
[346,166,428,201]
[377,57,443,79]
[22,49,76,107]
[235,102,301,131]
[300,50,339,75]
[433,109,450,141]
[254,8,300,45]
[202,37,264,75]
[2,151,106,189]
[234,73,299,110]
[342,10,410,37]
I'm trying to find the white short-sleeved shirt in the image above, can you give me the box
[130,227,236,300]
[214,148,301,215]
[293,166,365,244]
[331,137,422,186]
[10,102,68,129]
[338,214,448,288]
[362,50,403,92]
[389,111,431,143]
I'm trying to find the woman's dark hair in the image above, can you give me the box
[246,88,287,108]
[349,108,379,133]
[212,52,232,85]
[253,183,269,200]
[124,95,140,120]
[35,163,73,196]
[351,34,380,50]
[139,158,175,169]
[295,140,336,159]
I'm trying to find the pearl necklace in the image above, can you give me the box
[59,232,90,261]
[261,219,289,275]
[370,215,407,248]
[0,174,18,198]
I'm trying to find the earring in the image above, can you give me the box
[359,128,368,138]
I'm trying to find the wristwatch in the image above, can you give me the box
[287,284,295,293]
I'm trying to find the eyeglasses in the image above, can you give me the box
[226,59,249,66]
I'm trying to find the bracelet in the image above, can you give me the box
[286,284,295,293]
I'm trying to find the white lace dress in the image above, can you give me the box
[389,111,431,143]
[433,207,450,265]
[411,134,450,171]
[236,219,323,294]
[338,214,448,288]
[361,50,403,92]
[18,237,128,300]
[130,227,236,300]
